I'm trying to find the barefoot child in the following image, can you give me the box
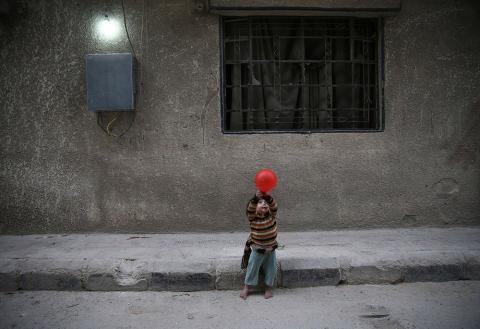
[240,190,278,299]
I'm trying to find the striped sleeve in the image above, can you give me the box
[246,195,260,221]
[263,194,278,219]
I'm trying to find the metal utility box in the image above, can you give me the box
[85,53,135,112]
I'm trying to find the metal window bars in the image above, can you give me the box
[222,16,383,133]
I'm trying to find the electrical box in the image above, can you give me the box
[85,53,135,112]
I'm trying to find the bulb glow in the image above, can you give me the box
[96,18,121,41]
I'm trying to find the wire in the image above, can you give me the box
[96,0,138,138]
[97,112,109,134]
[106,113,120,135]
[121,0,136,58]
[116,111,136,137]
[97,111,136,137]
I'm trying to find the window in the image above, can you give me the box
[221,16,384,133]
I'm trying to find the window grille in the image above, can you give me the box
[221,16,384,133]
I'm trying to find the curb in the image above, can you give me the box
[1,251,479,292]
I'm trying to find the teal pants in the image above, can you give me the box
[244,249,277,287]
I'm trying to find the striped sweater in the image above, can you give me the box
[245,194,278,250]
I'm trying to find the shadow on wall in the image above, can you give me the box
[444,99,480,170]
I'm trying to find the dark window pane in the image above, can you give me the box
[281,86,303,110]
[225,111,245,130]
[224,19,248,40]
[249,86,279,110]
[304,18,349,37]
[280,63,302,85]
[252,38,275,60]
[326,19,349,36]
[225,42,235,61]
[241,87,249,109]
[367,86,377,108]
[304,20,326,37]
[251,17,302,37]
[334,109,349,123]
[225,64,233,86]
[225,64,250,86]
[353,64,376,85]
[353,40,376,61]
[252,63,276,86]
[280,37,302,60]
[225,41,249,61]
[333,86,352,109]
[275,110,308,130]
[225,87,248,110]
[353,40,364,60]
[332,63,352,84]
[225,87,232,110]
[353,63,363,84]
[273,18,302,37]
[354,19,376,39]
[225,111,231,130]
[305,86,327,110]
[305,38,325,60]
[331,38,350,60]
[334,109,357,124]
[353,86,364,108]
[241,64,250,85]
[305,63,326,85]
[240,41,250,61]
[251,20,272,37]
[311,110,334,129]
[366,64,376,84]
[367,41,376,61]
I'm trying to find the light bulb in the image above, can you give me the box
[96,17,121,41]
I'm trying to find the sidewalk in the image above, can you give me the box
[1,226,479,292]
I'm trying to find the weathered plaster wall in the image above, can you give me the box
[0,0,479,233]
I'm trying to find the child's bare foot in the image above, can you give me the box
[240,285,249,300]
[264,286,273,299]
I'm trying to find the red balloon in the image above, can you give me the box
[255,168,277,193]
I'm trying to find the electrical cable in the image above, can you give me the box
[122,0,136,59]
[116,111,136,138]
[106,113,120,136]
[97,111,136,137]
[97,112,109,134]
[97,0,138,138]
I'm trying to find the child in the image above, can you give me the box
[240,190,278,300]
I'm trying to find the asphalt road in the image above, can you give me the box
[1,281,479,329]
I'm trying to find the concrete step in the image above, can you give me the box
[1,226,479,292]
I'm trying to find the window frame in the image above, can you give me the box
[219,15,385,134]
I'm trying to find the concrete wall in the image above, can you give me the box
[1,0,479,233]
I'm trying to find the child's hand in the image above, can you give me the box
[256,190,265,198]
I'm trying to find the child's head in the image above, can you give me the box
[256,198,269,216]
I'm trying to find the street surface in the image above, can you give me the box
[1,281,479,329]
